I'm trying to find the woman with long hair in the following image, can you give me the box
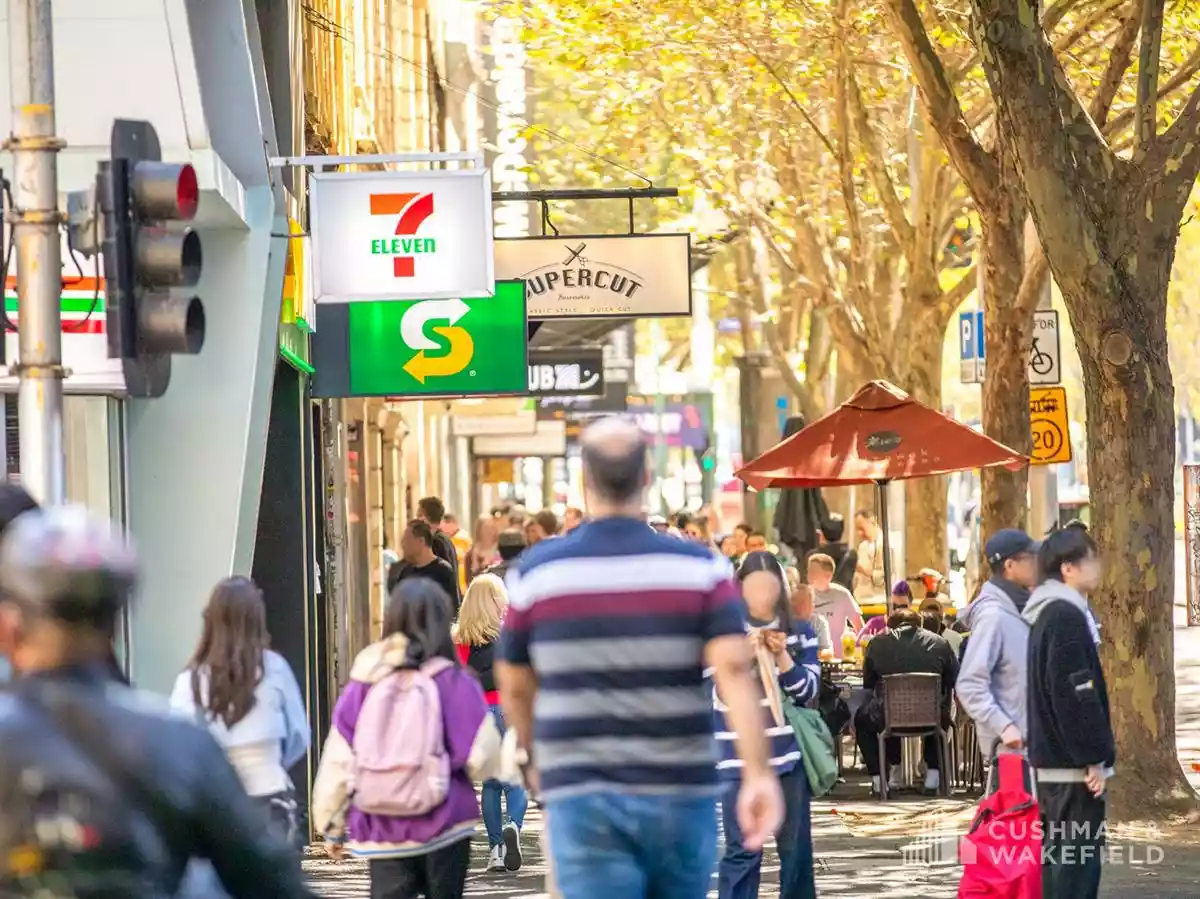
[454,574,528,873]
[169,576,309,845]
[466,514,501,583]
[312,578,501,899]
[709,551,821,899]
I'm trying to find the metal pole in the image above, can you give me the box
[650,319,668,515]
[1184,465,1200,627]
[878,481,894,612]
[1028,281,1059,537]
[7,0,65,505]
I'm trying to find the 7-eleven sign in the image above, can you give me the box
[1,277,126,393]
[3,278,106,333]
[369,193,435,278]
[309,169,495,302]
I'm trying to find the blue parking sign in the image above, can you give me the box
[959,310,984,384]
[959,312,976,361]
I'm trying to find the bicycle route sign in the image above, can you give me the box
[1028,309,1061,385]
[1029,386,1072,465]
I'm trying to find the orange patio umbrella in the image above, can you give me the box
[736,380,1027,600]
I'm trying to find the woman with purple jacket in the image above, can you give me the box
[312,579,501,899]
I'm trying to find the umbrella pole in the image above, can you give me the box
[878,480,894,613]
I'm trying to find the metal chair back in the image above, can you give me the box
[881,672,942,731]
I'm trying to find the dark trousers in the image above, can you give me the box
[369,838,472,899]
[1039,782,1105,899]
[718,768,815,899]
[854,705,941,776]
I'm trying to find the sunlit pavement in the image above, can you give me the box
[303,786,1200,897]
[306,598,1200,897]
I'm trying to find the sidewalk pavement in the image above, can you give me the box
[306,622,1200,897]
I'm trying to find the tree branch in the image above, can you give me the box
[1016,242,1050,319]
[833,9,870,313]
[1106,45,1200,136]
[1091,8,1141,129]
[1135,0,1166,155]
[1147,84,1200,211]
[883,0,1000,204]
[968,0,1123,294]
[846,69,915,249]
[739,42,839,158]
[940,264,980,310]
[1042,0,1089,31]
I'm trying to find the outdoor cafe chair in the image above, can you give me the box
[877,672,951,801]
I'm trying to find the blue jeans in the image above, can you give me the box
[545,790,717,899]
[718,768,815,899]
[481,705,527,847]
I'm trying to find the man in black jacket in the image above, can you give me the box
[854,607,959,794]
[0,505,313,899]
[390,519,459,610]
[417,496,461,603]
[1024,526,1113,899]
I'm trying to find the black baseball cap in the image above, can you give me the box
[985,528,1039,566]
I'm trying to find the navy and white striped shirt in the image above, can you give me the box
[500,517,747,801]
[705,618,821,781]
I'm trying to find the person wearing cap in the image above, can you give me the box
[856,579,910,644]
[0,505,314,899]
[956,528,1040,773]
[487,527,529,582]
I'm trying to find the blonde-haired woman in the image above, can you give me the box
[454,573,528,873]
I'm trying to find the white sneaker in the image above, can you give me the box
[924,769,941,792]
[887,764,903,790]
[503,822,523,871]
[487,845,506,872]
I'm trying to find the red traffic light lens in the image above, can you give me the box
[132,161,200,221]
[176,165,198,220]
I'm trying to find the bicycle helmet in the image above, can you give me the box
[0,504,137,624]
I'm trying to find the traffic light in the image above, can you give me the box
[99,119,205,397]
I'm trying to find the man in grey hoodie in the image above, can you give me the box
[956,529,1040,768]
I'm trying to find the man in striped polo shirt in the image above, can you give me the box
[498,418,782,899]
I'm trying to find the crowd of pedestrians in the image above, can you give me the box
[0,414,1118,899]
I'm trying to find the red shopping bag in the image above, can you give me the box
[957,753,1042,899]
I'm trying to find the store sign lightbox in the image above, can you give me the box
[312,280,528,398]
[310,169,495,302]
[495,233,692,318]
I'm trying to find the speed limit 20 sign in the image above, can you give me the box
[1029,386,1072,465]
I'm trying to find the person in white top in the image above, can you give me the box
[170,576,310,848]
[808,553,864,658]
[852,509,889,602]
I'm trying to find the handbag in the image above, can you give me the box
[958,752,1042,898]
[782,699,839,798]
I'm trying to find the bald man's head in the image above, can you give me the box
[580,417,649,505]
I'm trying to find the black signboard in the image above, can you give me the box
[527,348,605,398]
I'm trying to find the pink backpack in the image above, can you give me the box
[352,657,453,816]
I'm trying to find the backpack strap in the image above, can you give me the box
[418,657,454,678]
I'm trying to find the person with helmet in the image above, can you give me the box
[0,504,314,899]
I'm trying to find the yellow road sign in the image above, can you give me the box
[1029,386,1072,465]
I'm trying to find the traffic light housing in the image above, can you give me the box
[99,119,205,397]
